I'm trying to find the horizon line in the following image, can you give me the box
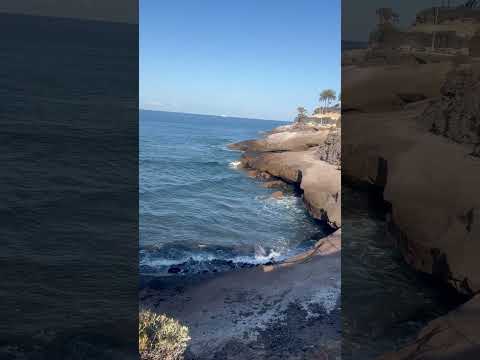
[139,108,289,122]
[0,10,138,25]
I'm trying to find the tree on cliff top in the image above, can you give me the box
[319,89,337,113]
[295,106,308,123]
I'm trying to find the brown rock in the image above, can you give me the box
[227,140,257,151]
[377,295,480,360]
[262,180,286,189]
[246,170,258,178]
[342,62,451,112]
[242,148,341,228]
[264,230,341,272]
[229,130,331,153]
[257,171,273,180]
[231,124,341,229]
[271,191,284,199]
[420,64,480,154]
[315,130,341,166]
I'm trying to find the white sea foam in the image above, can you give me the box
[257,194,303,214]
[275,196,300,209]
[228,160,242,169]
[230,248,284,265]
[301,283,341,317]
[140,247,285,269]
[140,252,218,268]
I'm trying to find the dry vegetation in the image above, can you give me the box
[139,309,190,360]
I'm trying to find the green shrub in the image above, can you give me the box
[139,309,190,360]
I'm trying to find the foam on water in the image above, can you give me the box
[228,160,242,169]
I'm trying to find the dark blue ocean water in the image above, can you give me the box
[342,187,461,359]
[140,110,324,273]
[0,13,138,358]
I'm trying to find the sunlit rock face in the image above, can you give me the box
[229,124,341,230]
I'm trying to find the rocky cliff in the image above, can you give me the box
[343,47,480,359]
[421,64,480,155]
[315,130,341,166]
[229,128,341,229]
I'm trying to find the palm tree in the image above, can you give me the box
[319,89,337,113]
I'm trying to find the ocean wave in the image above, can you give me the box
[228,160,242,169]
[231,250,283,265]
[139,244,289,275]
[140,249,284,268]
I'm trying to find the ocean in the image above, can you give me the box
[140,110,326,274]
[342,186,462,359]
[0,13,138,358]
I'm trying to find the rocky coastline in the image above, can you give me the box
[228,124,341,230]
[343,47,480,358]
[140,122,342,359]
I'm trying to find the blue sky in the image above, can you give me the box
[140,0,340,121]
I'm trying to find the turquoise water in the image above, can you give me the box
[140,110,327,274]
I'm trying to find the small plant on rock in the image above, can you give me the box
[139,309,190,360]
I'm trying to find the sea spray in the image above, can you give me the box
[228,160,242,169]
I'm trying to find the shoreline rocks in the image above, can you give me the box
[231,129,341,229]
[343,47,480,359]
[343,96,480,297]
[228,128,331,153]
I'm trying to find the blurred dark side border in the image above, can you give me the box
[0,7,138,360]
[342,1,480,359]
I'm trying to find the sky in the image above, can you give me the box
[140,0,340,121]
[343,0,467,41]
